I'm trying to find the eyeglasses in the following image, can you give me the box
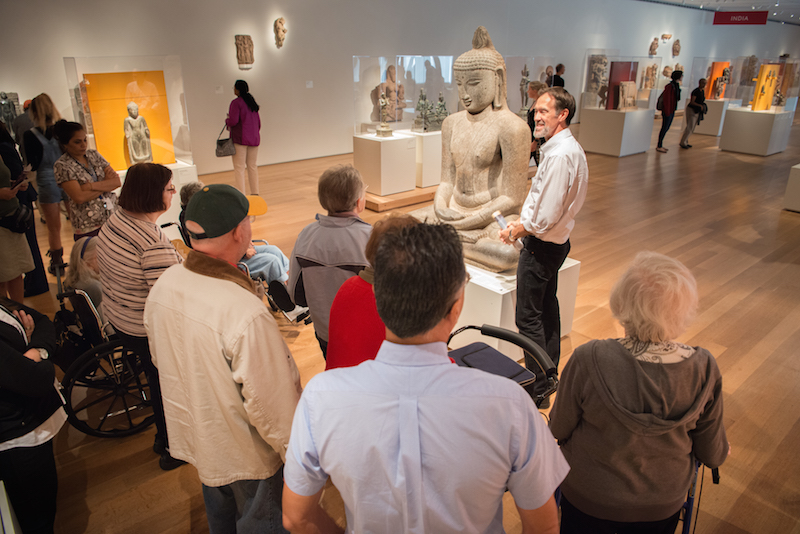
[165,186,177,193]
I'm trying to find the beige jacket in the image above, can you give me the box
[144,251,302,486]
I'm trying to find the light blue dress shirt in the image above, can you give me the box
[284,340,570,534]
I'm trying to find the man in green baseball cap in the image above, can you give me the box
[145,183,302,532]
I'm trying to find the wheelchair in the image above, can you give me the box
[54,279,154,438]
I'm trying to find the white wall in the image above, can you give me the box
[2,0,798,175]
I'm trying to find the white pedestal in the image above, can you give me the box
[404,130,442,188]
[578,108,655,157]
[784,164,800,212]
[451,258,581,362]
[719,107,794,156]
[689,98,742,137]
[353,133,416,196]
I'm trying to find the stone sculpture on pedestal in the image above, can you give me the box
[741,55,758,85]
[413,88,434,132]
[411,26,530,272]
[642,64,658,90]
[376,92,393,137]
[235,35,254,70]
[274,18,287,49]
[373,65,405,122]
[124,102,153,165]
[618,81,637,110]
[711,67,731,99]
[649,38,659,56]
[519,64,531,116]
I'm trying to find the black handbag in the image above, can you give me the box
[215,125,236,157]
[0,203,34,233]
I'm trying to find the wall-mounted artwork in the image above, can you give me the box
[235,35,254,70]
[274,18,287,49]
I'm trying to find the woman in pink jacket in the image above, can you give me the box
[225,80,261,195]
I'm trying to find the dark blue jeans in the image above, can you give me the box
[202,467,288,534]
[515,237,570,387]
[657,113,675,148]
[0,439,58,534]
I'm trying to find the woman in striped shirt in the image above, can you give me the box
[97,162,184,471]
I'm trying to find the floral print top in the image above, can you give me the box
[54,150,118,234]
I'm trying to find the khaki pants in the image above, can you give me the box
[680,107,699,147]
[232,143,259,195]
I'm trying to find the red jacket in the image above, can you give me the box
[660,82,680,116]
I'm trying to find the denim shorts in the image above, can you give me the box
[37,173,68,204]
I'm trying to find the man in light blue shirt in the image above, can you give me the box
[283,223,569,534]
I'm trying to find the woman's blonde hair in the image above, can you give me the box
[65,237,100,290]
[29,93,62,131]
[609,251,698,343]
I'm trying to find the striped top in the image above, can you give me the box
[97,209,182,337]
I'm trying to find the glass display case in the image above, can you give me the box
[63,55,192,171]
[778,58,800,101]
[581,53,660,111]
[353,56,456,135]
[686,57,735,100]
[727,55,762,105]
[503,56,555,117]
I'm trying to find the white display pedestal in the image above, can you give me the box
[404,130,442,188]
[719,107,794,156]
[451,258,581,363]
[353,133,416,196]
[117,160,198,239]
[578,108,655,157]
[784,164,800,212]
[689,98,742,137]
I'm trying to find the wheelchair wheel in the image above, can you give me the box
[63,339,155,438]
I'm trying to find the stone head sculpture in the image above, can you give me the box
[274,18,287,49]
[453,26,507,113]
[127,102,139,118]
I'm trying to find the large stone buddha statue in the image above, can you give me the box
[413,26,530,272]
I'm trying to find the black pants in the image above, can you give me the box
[560,495,681,534]
[115,330,169,449]
[657,113,675,148]
[0,439,58,534]
[515,237,570,387]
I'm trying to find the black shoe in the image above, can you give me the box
[153,436,167,455]
[680,144,689,149]
[538,396,551,409]
[47,249,68,276]
[686,144,692,148]
[159,453,187,471]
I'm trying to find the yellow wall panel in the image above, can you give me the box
[84,71,175,171]
[750,64,780,111]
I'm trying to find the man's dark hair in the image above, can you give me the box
[374,223,466,339]
[538,87,576,125]
[118,163,173,213]
[556,63,565,74]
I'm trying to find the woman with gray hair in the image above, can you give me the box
[550,251,728,534]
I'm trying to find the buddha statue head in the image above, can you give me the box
[453,26,507,113]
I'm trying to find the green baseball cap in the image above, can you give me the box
[184,184,249,239]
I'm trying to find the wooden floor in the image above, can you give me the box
[22,115,800,533]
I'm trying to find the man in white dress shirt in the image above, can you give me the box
[500,87,588,401]
[282,223,569,534]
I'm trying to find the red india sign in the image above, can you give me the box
[713,11,769,25]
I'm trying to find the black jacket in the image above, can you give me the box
[0,300,62,443]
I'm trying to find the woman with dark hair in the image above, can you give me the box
[23,93,69,273]
[225,80,261,195]
[0,297,65,534]
[656,70,683,153]
[97,162,184,471]
[53,120,119,240]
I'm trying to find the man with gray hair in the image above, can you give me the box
[282,223,569,534]
[500,87,588,405]
[145,184,302,533]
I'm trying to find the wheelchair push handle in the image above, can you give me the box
[448,324,557,377]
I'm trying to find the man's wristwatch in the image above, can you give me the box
[36,348,49,360]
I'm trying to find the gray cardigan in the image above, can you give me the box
[549,339,728,522]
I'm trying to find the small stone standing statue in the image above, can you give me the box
[376,92,393,138]
[124,102,153,165]
[413,88,434,132]
[519,64,531,116]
